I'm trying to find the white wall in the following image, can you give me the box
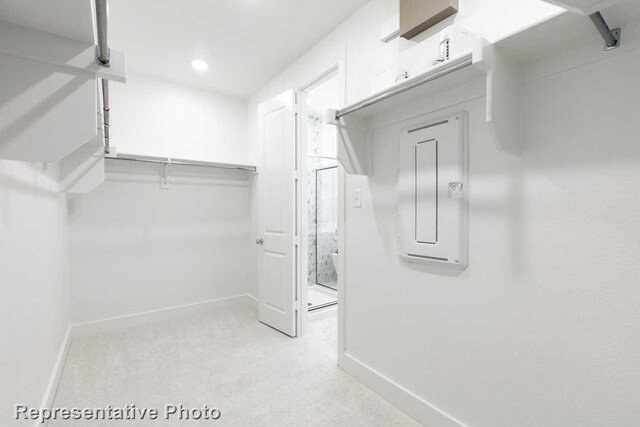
[68,160,253,324]
[67,71,254,324]
[111,72,248,164]
[0,6,253,421]
[343,39,640,425]
[247,0,640,425]
[0,160,69,425]
[246,0,560,302]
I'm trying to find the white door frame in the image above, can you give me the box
[295,53,346,338]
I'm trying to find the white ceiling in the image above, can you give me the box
[108,0,369,98]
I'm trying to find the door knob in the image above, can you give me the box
[256,238,264,245]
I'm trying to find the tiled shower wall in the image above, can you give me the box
[307,115,338,288]
[315,166,337,288]
[307,166,317,287]
[307,166,338,288]
[316,230,337,287]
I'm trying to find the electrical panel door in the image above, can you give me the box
[398,113,468,268]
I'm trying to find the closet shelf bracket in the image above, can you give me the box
[589,12,621,50]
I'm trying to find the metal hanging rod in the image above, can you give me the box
[106,154,257,172]
[334,55,474,120]
[95,0,110,65]
[589,11,621,51]
[94,0,111,153]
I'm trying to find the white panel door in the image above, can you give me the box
[258,90,297,337]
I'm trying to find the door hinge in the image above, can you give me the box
[294,98,302,116]
[293,235,300,247]
[293,300,300,311]
[292,170,300,181]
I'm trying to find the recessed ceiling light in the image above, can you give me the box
[191,59,209,72]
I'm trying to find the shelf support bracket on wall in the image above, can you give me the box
[160,161,171,190]
[326,110,370,176]
[589,11,621,50]
[473,39,522,155]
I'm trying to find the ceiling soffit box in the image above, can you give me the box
[400,0,459,39]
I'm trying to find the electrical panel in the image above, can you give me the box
[398,113,468,268]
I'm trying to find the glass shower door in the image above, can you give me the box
[315,166,338,290]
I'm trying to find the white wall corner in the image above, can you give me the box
[246,294,259,311]
[40,326,73,411]
[70,295,252,339]
[59,133,105,194]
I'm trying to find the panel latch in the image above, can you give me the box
[449,182,463,199]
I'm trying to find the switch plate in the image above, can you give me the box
[353,190,362,208]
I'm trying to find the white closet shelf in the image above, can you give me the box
[328,37,519,175]
[539,0,624,16]
[105,153,257,172]
[333,52,483,121]
[0,19,127,163]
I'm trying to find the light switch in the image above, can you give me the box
[353,190,362,208]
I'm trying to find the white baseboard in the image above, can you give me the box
[246,294,258,311]
[71,294,253,338]
[40,326,72,412]
[339,352,464,427]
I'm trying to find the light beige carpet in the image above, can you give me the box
[49,306,420,426]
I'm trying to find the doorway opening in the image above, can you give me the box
[301,69,340,312]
